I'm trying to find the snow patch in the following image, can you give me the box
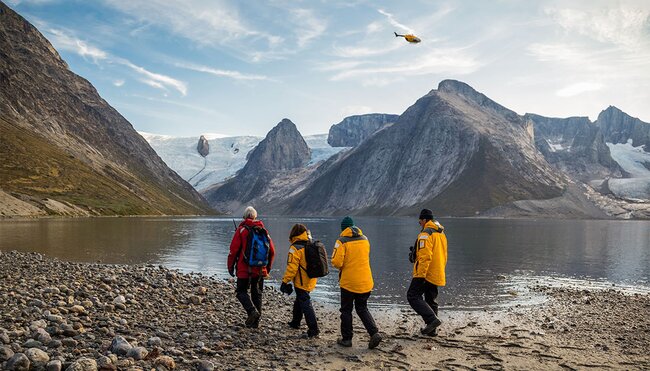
[546,139,568,152]
[304,134,349,165]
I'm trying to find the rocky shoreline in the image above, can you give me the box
[1,250,648,370]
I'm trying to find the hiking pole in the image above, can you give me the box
[232,219,237,230]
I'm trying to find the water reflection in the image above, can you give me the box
[0,216,648,309]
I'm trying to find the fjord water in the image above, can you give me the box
[0,217,648,309]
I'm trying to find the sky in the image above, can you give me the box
[6,0,650,137]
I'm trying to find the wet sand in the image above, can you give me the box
[1,250,648,370]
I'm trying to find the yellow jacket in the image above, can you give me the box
[281,231,317,292]
[412,220,448,286]
[331,226,374,294]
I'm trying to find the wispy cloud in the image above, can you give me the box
[340,105,373,117]
[42,27,187,95]
[545,5,650,49]
[556,82,603,97]
[291,8,327,48]
[117,59,187,96]
[45,28,108,62]
[331,43,402,58]
[102,0,283,60]
[176,62,271,81]
[377,9,413,33]
[330,48,481,81]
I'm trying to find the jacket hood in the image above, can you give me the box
[240,218,265,228]
[290,231,309,244]
[424,220,444,232]
[340,226,364,238]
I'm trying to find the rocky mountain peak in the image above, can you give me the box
[436,79,520,122]
[243,118,310,173]
[328,113,399,147]
[197,135,209,157]
[597,106,650,151]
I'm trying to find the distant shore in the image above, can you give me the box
[1,250,648,370]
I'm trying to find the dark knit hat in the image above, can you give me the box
[340,216,354,231]
[419,208,434,220]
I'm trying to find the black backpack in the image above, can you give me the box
[295,240,329,278]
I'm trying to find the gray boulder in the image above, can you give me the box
[6,353,30,370]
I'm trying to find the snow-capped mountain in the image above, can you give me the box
[141,132,347,191]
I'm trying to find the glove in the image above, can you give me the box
[280,282,293,295]
[408,245,416,263]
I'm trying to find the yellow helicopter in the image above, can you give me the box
[394,31,421,43]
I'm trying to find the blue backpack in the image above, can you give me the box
[243,226,271,267]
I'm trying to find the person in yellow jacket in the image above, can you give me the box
[280,224,319,338]
[331,216,382,349]
[407,208,448,336]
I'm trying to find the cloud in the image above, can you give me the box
[545,5,650,48]
[331,43,402,58]
[556,82,604,97]
[330,48,482,81]
[102,0,282,50]
[45,29,108,62]
[291,8,327,48]
[176,63,271,81]
[113,79,125,87]
[118,59,188,96]
[377,9,413,33]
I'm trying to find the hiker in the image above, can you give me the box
[331,216,382,349]
[407,208,448,336]
[280,223,320,338]
[227,206,275,328]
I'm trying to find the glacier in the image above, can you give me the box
[606,140,650,201]
[141,132,346,191]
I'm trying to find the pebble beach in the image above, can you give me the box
[1,250,649,370]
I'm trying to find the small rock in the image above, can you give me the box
[109,336,132,356]
[195,287,207,295]
[25,348,49,367]
[61,338,78,347]
[96,356,115,370]
[154,356,176,370]
[112,296,126,305]
[126,346,148,361]
[47,315,63,323]
[35,328,52,343]
[70,305,86,314]
[23,339,42,348]
[65,357,97,371]
[46,359,63,371]
[1,345,15,361]
[6,353,30,370]
[147,337,162,347]
[189,295,202,305]
[196,360,214,371]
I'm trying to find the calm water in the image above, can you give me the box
[0,217,648,309]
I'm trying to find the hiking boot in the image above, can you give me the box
[287,321,300,329]
[368,333,382,349]
[301,331,319,339]
[245,310,261,328]
[421,318,441,335]
[336,338,352,347]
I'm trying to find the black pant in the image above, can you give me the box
[290,288,319,336]
[340,288,378,340]
[236,277,263,316]
[407,278,439,324]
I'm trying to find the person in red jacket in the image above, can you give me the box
[228,206,275,328]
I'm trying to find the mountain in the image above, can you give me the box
[597,106,650,151]
[0,3,212,216]
[327,113,399,147]
[279,80,568,216]
[525,114,621,181]
[203,119,315,214]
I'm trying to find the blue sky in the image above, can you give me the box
[7,0,650,137]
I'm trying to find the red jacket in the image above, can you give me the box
[228,218,275,279]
